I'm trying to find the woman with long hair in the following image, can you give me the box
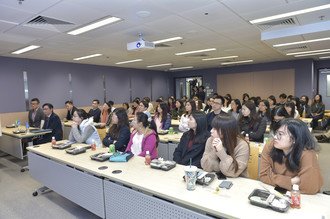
[69,109,102,147]
[173,111,210,168]
[258,99,272,123]
[284,101,299,119]
[102,108,130,151]
[310,94,325,129]
[260,118,323,194]
[153,102,171,131]
[239,100,267,142]
[171,100,185,120]
[125,112,158,159]
[201,115,249,177]
[179,100,197,132]
[229,99,242,120]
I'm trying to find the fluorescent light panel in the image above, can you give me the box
[250,4,330,24]
[169,66,193,71]
[273,37,330,47]
[202,56,238,61]
[153,37,182,44]
[294,51,330,57]
[68,16,122,35]
[175,48,216,56]
[287,48,330,55]
[12,45,40,54]
[221,60,253,65]
[319,56,330,59]
[115,59,143,65]
[73,54,102,61]
[147,63,172,68]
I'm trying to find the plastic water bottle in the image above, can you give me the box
[145,150,151,165]
[91,139,96,151]
[25,121,29,133]
[291,184,301,209]
[51,136,56,146]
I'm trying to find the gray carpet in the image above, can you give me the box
[0,155,100,219]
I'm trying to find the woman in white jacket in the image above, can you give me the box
[69,109,102,147]
[178,100,197,132]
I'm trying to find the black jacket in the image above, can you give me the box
[206,110,228,131]
[88,108,101,123]
[66,106,78,121]
[173,131,209,168]
[34,112,63,145]
[102,125,130,152]
[239,116,267,143]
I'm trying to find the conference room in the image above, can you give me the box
[1,0,330,218]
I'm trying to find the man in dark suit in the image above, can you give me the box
[88,99,101,123]
[28,98,45,128]
[33,103,63,145]
[65,100,77,121]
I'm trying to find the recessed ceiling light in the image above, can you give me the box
[12,45,40,54]
[202,56,238,61]
[67,16,122,35]
[147,63,172,68]
[169,66,194,71]
[220,60,253,65]
[175,48,216,56]
[273,37,330,47]
[287,48,330,55]
[250,4,330,24]
[73,54,102,61]
[153,37,182,44]
[115,59,143,65]
[319,56,330,59]
[294,51,330,57]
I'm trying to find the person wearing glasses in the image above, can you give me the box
[28,98,45,128]
[206,95,228,131]
[260,118,323,194]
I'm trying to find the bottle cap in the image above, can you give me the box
[293,184,299,190]
[52,136,55,139]
[146,150,150,155]
[246,133,249,136]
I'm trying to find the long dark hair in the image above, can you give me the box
[268,95,277,106]
[312,94,323,105]
[187,111,210,144]
[239,100,260,127]
[136,112,159,147]
[212,115,246,173]
[270,118,318,172]
[184,100,197,116]
[108,108,129,139]
[230,99,242,113]
[155,102,169,123]
[76,109,89,131]
[284,101,295,118]
[258,99,271,121]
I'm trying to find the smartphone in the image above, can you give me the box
[219,180,233,189]
[274,186,287,194]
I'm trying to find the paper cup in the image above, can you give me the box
[184,166,197,191]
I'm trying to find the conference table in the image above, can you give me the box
[27,141,330,219]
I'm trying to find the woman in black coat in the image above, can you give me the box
[173,111,210,168]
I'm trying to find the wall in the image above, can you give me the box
[0,57,169,113]
[315,59,330,108]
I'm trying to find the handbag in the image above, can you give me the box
[109,151,134,162]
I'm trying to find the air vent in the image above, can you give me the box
[155,43,171,48]
[280,45,308,52]
[257,17,296,31]
[27,16,73,25]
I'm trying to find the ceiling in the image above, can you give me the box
[0,0,330,71]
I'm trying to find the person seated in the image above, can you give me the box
[206,95,228,131]
[171,100,185,120]
[310,94,325,129]
[102,108,130,152]
[65,100,77,121]
[99,101,113,128]
[203,97,214,114]
[260,118,323,194]
[173,111,210,168]
[201,115,249,177]
[179,100,196,132]
[300,95,311,118]
[125,112,158,159]
[239,100,267,143]
[284,101,300,119]
[33,103,63,145]
[228,99,242,120]
[153,102,171,132]
[68,109,102,147]
[128,99,140,118]
[28,98,45,128]
[138,100,152,120]
[88,99,101,123]
[258,99,272,124]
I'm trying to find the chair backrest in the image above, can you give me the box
[247,142,260,180]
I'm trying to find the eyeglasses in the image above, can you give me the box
[272,130,290,140]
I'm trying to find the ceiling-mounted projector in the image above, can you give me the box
[127,39,155,51]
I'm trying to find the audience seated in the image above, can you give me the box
[102,108,130,151]
[173,111,210,168]
[153,102,171,131]
[125,112,158,159]
[88,99,101,123]
[171,100,185,120]
[310,94,325,129]
[179,100,196,132]
[228,99,241,120]
[201,115,249,177]
[260,118,323,194]
[68,109,102,147]
[28,98,45,128]
[206,95,228,131]
[65,100,77,121]
[33,103,63,145]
